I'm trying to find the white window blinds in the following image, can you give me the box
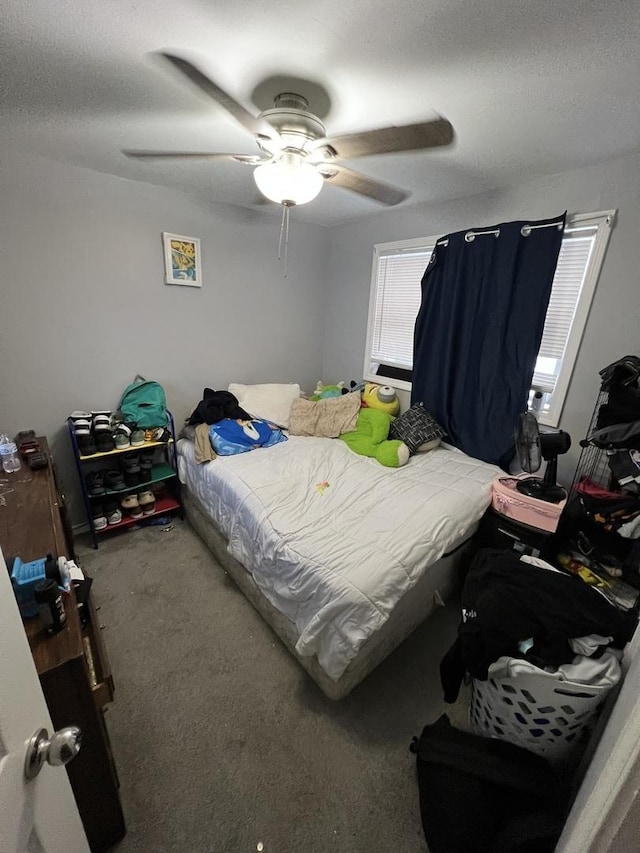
[532,225,597,393]
[370,246,434,370]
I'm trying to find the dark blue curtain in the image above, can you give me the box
[411,213,566,468]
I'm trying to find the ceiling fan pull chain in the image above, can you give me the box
[278,203,286,260]
[277,203,291,278]
[284,204,290,278]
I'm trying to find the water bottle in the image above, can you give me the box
[0,434,22,473]
[529,391,544,419]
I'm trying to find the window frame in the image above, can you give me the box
[363,234,440,394]
[533,210,615,426]
[363,210,616,425]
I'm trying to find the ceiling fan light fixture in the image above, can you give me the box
[132,56,452,211]
[253,153,323,206]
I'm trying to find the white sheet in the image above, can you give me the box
[178,436,499,680]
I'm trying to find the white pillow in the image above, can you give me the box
[228,383,301,429]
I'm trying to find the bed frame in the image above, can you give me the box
[183,486,474,700]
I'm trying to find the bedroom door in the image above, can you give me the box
[0,546,89,853]
[556,627,640,852]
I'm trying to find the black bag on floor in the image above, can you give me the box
[409,715,566,853]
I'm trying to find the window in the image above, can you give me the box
[364,237,437,391]
[364,211,615,426]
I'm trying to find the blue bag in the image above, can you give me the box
[209,418,287,456]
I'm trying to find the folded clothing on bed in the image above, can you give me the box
[289,393,361,438]
[209,418,287,456]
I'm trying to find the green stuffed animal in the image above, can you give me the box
[339,408,409,468]
[310,381,346,400]
[361,382,400,416]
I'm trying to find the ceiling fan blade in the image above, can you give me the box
[158,52,280,143]
[122,150,265,164]
[318,165,410,206]
[316,118,454,159]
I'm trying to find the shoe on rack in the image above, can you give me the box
[105,501,122,525]
[113,421,132,446]
[120,494,143,519]
[124,469,141,487]
[138,457,153,483]
[122,451,139,469]
[104,469,126,491]
[92,413,112,434]
[95,433,115,453]
[69,411,91,424]
[72,419,92,437]
[130,429,145,448]
[151,427,170,442]
[122,452,141,486]
[114,432,130,450]
[92,503,107,531]
[86,470,106,496]
[137,490,156,515]
[78,435,97,457]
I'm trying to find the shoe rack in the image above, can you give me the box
[67,411,183,548]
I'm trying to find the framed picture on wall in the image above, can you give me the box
[162,232,202,287]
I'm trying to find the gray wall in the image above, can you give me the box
[0,153,329,523]
[3,148,639,526]
[322,150,640,484]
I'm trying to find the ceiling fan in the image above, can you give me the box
[123,52,455,208]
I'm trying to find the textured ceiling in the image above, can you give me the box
[2,0,640,225]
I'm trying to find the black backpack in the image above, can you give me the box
[409,715,567,853]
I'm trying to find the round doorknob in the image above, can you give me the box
[24,726,83,781]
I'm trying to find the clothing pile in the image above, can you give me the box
[187,388,252,426]
[575,477,640,537]
[426,548,636,852]
[184,388,287,461]
[441,549,638,704]
[565,356,640,579]
[593,355,640,439]
[592,355,640,454]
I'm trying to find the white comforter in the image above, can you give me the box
[177,436,499,680]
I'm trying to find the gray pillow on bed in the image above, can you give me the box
[389,403,446,454]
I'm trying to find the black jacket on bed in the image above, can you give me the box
[188,388,252,426]
[440,549,638,703]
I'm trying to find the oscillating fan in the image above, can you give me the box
[514,412,571,504]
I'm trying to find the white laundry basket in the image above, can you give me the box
[469,655,620,762]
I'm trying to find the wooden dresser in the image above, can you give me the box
[0,438,126,852]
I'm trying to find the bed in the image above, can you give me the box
[177,434,499,699]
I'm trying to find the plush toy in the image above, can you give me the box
[339,408,409,467]
[361,382,400,416]
[346,380,366,395]
[310,381,345,400]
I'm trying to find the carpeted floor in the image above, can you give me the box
[77,520,469,853]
